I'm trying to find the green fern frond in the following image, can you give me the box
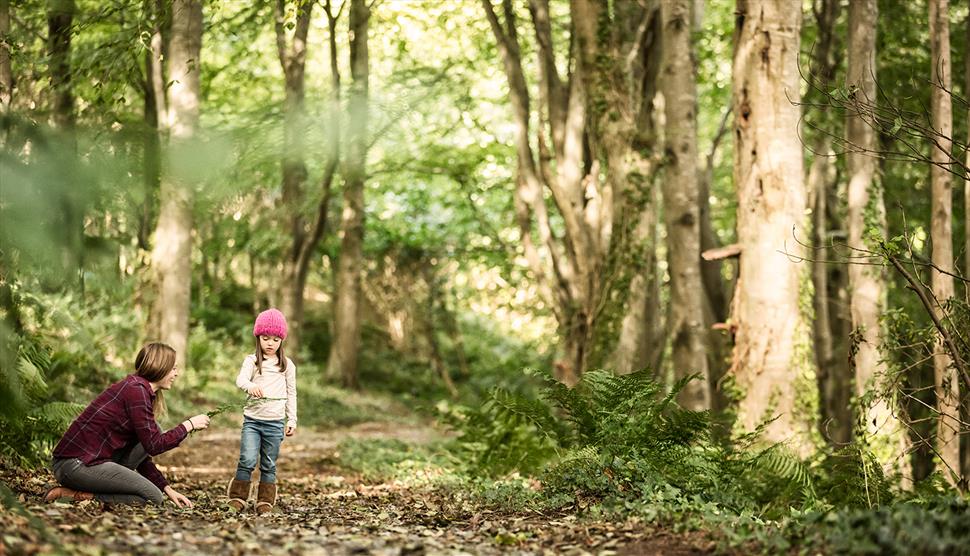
[816,445,893,508]
[17,357,48,398]
[489,388,568,446]
[752,446,816,500]
[18,340,52,374]
[30,401,84,426]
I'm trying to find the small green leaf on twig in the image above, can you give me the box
[204,397,288,418]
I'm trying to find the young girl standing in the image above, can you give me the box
[226,308,297,513]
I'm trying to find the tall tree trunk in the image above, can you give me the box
[730,0,814,455]
[440,290,470,378]
[150,0,202,370]
[138,0,166,252]
[280,0,339,359]
[275,0,313,357]
[846,0,911,483]
[803,0,852,449]
[660,0,709,410]
[699,106,732,416]
[809,144,854,447]
[0,0,12,127]
[963,0,970,484]
[135,0,166,325]
[613,195,660,376]
[483,0,662,385]
[47,0,74,130]
[327,0,368,389]
[425,269,458,398]
[929,0,960,486]
[578,0,663,376]
[47,0,81,286]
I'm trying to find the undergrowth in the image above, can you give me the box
[440,368,970,554]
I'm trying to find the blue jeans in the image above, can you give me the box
[234,416,285,484]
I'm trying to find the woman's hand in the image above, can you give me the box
[247,386,263,398]
[183,414,210,432]
[164,486,194,508]
[285,425,296,437]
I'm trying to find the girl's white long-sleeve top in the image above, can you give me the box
[235,354,297,428]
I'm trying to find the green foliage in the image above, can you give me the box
[790,496,970,556]
[814,446,894,510]
[0,335,86,467]
[448,370,726,502]
[438,379,560,477]
[439,369,970,554]
[336,438,451,484]
[447,369,920,525]
[0,279,140,467]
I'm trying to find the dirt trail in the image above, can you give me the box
[2,422,711,555]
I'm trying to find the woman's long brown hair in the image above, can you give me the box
[134,342,176,417]
[254,336,287,375]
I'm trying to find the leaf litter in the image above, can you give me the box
[0,421,714,555]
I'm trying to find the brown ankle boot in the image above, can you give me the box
[254,482,277,514]
[226,478,251,511]
[44,486,94,503]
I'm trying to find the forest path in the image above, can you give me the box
[3,422,711,555]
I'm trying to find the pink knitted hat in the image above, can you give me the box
[253,308,288,340]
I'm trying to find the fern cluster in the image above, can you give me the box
[0,334,85,467]
[447,369,905,520]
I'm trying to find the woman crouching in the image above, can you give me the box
[44,342,210,507]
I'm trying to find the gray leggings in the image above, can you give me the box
[52,444,165,506]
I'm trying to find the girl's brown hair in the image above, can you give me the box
[254,336,287,375]
[134,342,176,417]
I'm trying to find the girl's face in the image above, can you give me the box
[259,335,282,356]
[157,363,180,390]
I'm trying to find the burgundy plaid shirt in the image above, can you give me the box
[53,374,188,490]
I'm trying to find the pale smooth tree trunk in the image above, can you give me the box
[327,0,369,389]
[929,0,960,486]
[660,0,709,410]
[846,0,911,484]
[730,0,814,455]
[151,0,202,370]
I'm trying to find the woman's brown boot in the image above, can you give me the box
[254,482,277,514]
[44,486,94,503]
[226,478,251,511]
